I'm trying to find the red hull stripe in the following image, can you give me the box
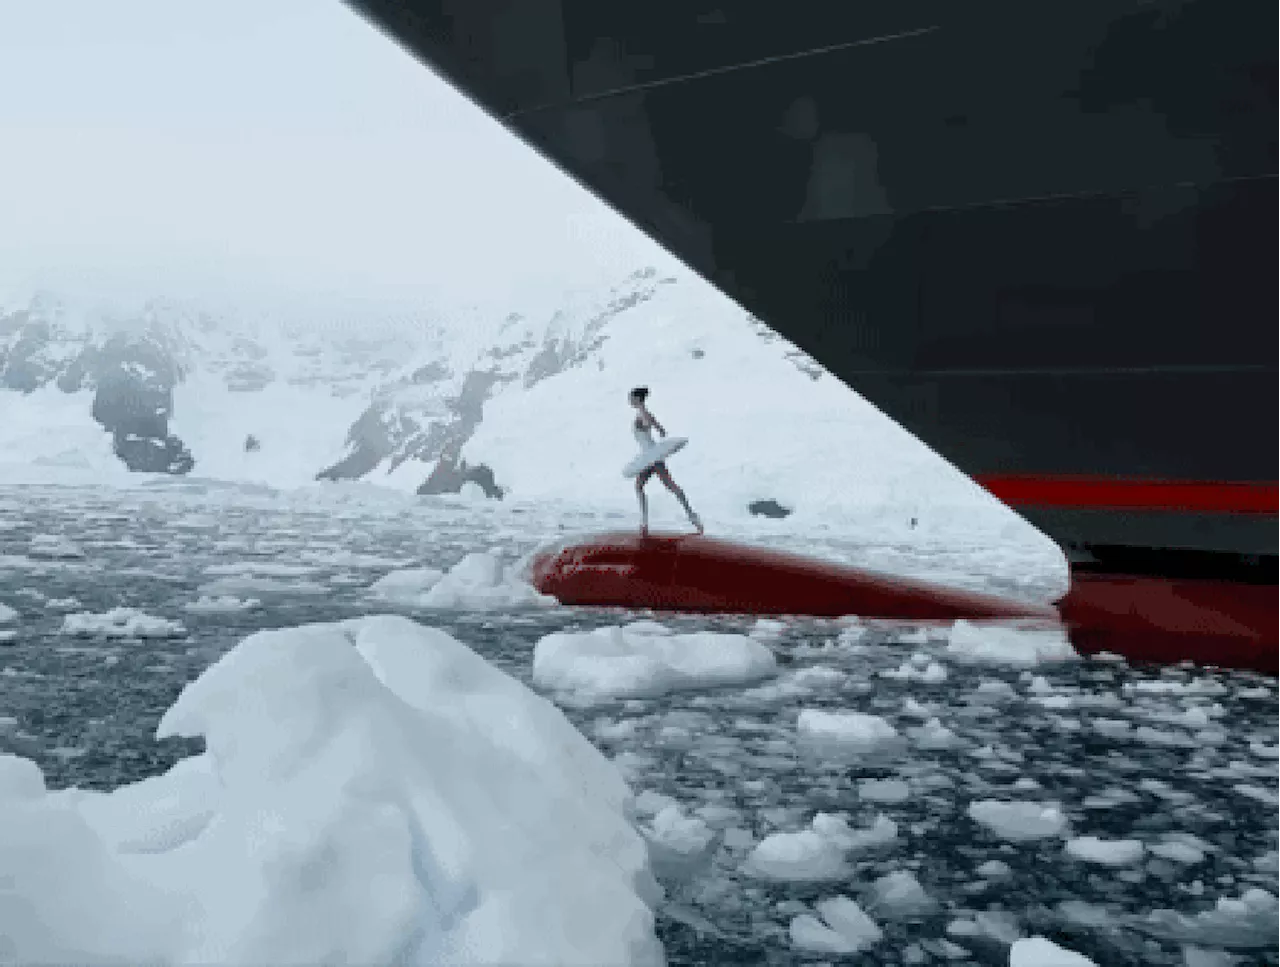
[976,474,1278,516]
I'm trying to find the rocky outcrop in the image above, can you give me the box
[1,301,195,474]
[320,267,678,490]
[748,499,792,519]
[417,450,505,499]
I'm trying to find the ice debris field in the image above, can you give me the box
[0,482,1276,966]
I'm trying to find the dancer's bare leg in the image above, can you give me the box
[635,470,653,536]
[656,465,702,534]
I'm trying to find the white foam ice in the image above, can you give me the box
[0,615,664,965]
[0,602,16,623]
[533,621,776,704]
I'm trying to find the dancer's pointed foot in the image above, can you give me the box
[639,525,650,538]
[691,514,704,535]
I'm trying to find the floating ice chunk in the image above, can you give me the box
[909,717,959,750]
[28,534,84,559]
[947,910,1021,944]
[865,870,937,918]
[744,811,896,881]
[1180,947,1243,967]
[1138,889,1278,950]
[796,709,903,757]
[1247,741,1278,759]
[644,805,715,858]
[789,914,857,954]
[790,896,883,954]
[790,665,847,688]
[902,696,937,719]
[365,567,445,605]
[811,812,899,853]
[45,596,81,611]
[975,680,1019,702]
[642,805,717,881]
[882,660,948,682]
[1237,685,1272,700]
[1253,851,1279,874]
[969,800,1069,842]
[816,896,883,948]
[384,551,555,610]
[60,608,186,640]
[183,595,261,614]
[749,618,787,641]
[0,602,16,623]
[633,790,680,817]
[947,620,1076,665]
[134,614,664,966]
[1065,836,1146,866]
[1233,784,1278,806]
[1009,937,1098,966]
[859,778,910,803]
[977,859,1012,878]
[533,625,776,703]
[743,830,850,881]
[1151,840,1208,865]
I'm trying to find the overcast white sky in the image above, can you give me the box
[0,1,673,314]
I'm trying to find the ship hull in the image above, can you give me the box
[347,0,1277,652]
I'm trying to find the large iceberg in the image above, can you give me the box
[0,615,664,965]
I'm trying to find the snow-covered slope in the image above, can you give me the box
[0,270,1040,541]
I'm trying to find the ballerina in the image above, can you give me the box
[623,386,702,536]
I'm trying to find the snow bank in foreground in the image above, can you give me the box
[533,621,776,703]
[368,551,554,610]
[0,616,663,965]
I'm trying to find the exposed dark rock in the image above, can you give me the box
[2,301,197,475]
[748,499,792,519]
[87,331,194,474]
[417,451,505,499]
[244,434,261,452]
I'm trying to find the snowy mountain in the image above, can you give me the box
[0,269,1037,540]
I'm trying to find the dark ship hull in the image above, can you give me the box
[346,0,1277,663]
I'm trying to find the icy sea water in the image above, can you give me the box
[0,481,1275,966]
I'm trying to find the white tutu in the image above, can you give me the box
[622,435,688,478]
